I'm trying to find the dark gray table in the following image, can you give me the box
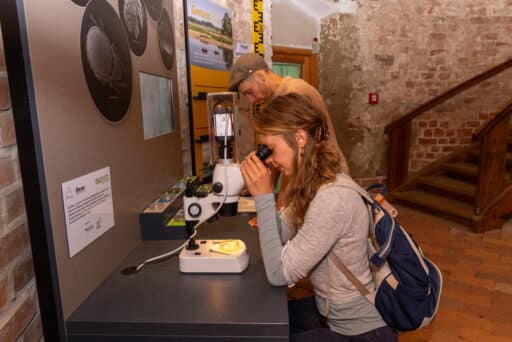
[66,215,289,341]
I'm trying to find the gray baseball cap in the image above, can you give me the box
[229,53,269,91]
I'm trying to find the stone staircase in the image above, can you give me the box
[390,135,512,227]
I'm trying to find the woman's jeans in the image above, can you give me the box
[288,296,398,342]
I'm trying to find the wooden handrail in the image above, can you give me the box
[474,118,509,216]
[472,100,512,142]
[385,58,512,134]
[385,58,512,190]
[473,98,512,216]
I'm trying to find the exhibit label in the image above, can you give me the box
[62,167,115,257]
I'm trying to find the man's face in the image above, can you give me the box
[238,72,268,105]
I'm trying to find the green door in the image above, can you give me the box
[272,62,302,78]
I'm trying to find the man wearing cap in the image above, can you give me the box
[229,53,349,174]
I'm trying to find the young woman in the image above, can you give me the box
[240,93,397,342]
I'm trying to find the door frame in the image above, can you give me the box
[271,46,319,89]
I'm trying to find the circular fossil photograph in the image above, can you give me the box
[158,8,175,70]
[119,0,148,56]
[70,0,90,6]
[142,0,162,21]
[80,0,133,123]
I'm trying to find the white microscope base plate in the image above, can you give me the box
[179,239,249,273]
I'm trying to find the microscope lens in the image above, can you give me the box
[256,144,272,160]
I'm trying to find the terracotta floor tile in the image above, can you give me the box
[428,331,471,341]
[448,273,495,290]
[483,238,512,250]
[491,321,512,338]
[480,335,512,342]
[494,282,512,295]
[501,255,512,265]
[476,270,512,284]
[463,248,500,262]
[490,292,512,315]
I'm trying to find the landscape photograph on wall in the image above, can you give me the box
[187,0,233,70]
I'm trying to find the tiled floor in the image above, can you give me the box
[396,206,512,342]
[288,205,512,341]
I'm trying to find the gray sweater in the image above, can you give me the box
[254,174,387,335]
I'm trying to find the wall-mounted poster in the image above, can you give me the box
[186,0,234,177]
[142,0,162,21]
[158,8,175,70]
[119,0,148,56]
[187,0,233,70]
[80,0,132,123]
[139,71,174,139]
[71,0,90,6]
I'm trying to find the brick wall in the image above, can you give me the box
[0,27,43,342]
[319,1,512,180]
[408,67,511,174]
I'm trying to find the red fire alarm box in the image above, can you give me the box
[368,93,379,105]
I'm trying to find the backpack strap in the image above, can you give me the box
[336,174,397,268]
[366,183,388,196]
[328,252,370,296]
[368,207,396,268]
[336,174,375,204]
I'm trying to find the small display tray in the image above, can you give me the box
[139,177,196,240]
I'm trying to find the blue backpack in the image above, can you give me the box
[328,175,443,331]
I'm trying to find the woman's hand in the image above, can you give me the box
[240,152,273,196]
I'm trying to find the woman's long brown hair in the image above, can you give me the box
[252,93,342,227]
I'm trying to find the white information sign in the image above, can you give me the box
[234,42,252,58]
[61,167,115,257]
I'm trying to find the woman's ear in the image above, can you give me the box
[295,129,308,148]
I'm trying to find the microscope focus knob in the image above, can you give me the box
[188,203,201,218]
[212,182,223,194]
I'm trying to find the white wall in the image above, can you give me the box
[271,0,354,49]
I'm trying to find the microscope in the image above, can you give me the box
[179,92,271,273]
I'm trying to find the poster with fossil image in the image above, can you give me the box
[71,0,90,6]
[119,0,148,56]
[80,0,132,123]
[142,0,162,21]
[157,8,175,70]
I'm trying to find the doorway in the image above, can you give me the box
[271,46,319,89]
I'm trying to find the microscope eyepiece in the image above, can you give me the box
[256,144,272,161]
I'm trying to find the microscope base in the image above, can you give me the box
[179,239,249,273]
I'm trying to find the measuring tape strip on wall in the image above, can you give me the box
[252,0,264,56]
[252,0,264,115]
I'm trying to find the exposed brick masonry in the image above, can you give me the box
[408,67,512,174]
[410,111,499,173]
[0,26,42,342]
[320,0,512,181]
